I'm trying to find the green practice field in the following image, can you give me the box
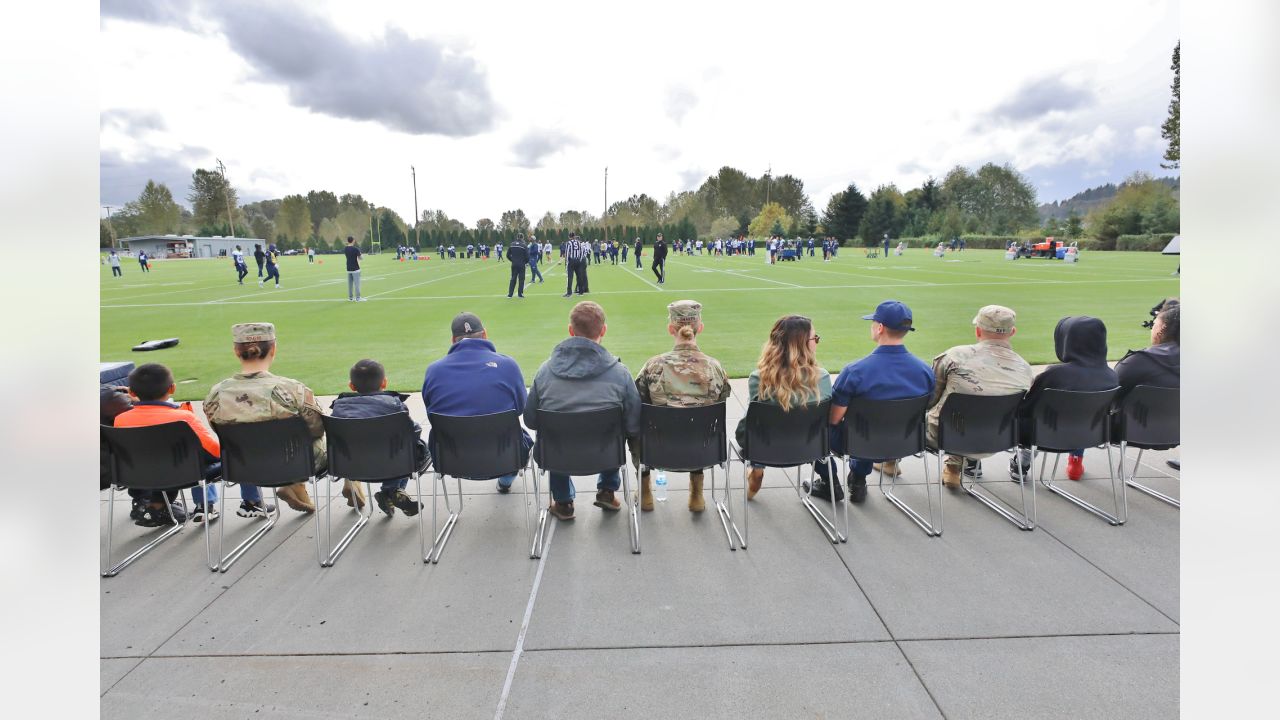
[101,248,1180,401]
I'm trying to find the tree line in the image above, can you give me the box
[101,162,1176,252]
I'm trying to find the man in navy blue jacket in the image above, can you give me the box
[810,300,935,503]
[421,312,531,492]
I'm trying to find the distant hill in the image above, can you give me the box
[1038,176,1180,221]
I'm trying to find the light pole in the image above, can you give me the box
[603,166,608,246]
[102,205,116,249]
[216,158,236,237]
[411,165,420,249]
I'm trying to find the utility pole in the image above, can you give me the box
[766,162,772,206]
[603,166,608,246]
[369,205,377,254]
[102,205,116,249]
[216,158,236,237]
[411,165,420,249]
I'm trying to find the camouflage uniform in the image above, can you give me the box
[631,301,731,508]
[203,370,328,471]
[927,306,1034,466]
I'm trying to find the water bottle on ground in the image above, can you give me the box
[655,471,668,503]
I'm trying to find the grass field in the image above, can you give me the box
[101,248,1180,401]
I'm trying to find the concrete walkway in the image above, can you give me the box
[101,377,1179,719]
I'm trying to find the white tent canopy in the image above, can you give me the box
[1163,235,1180,254]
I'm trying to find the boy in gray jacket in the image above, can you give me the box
[524,301,641,520]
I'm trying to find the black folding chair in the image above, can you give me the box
[534,407,636,553]
[320,412,425,567]
[214,417,314,572]
[1114,385,1179,508]
[100,422,214,576]
[426,410,536,563]
[844,394,938,536]
[638,403,741,551]
[934,392,1033,530]
[730,400,834,544]
[1025,388,1125,525]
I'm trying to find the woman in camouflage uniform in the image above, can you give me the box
[203,322,366,515]
[632,300,730,512]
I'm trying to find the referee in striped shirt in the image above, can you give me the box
[563,232,590,297]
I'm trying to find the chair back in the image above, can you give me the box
[843,394,931,462]
[534,407,626,476]
[639,402,727,472]
[935,392,1024,456]
[1027,388,1119,451]
[101,421,203,491]
[322,412,418,482]
[743,400,830,467]
[215,417,315,488]
[427,410,525,480]
[1115,385,1179,450]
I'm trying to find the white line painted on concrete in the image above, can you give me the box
[493,520,556,720]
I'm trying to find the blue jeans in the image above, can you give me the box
[815,426,872,483]
[549,469,620,503]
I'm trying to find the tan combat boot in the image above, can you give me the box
[688,472,705,512]
[341,480,366,510]
[942,463,962,489]
[277,482,315,513]
[872,460,901,477]
[747,467,764,500]
[640,471,654,512]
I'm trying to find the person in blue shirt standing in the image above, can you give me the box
[528,235,545,284]
[137,250,150,272]
[421,312,532,493]
[807,300,935,503]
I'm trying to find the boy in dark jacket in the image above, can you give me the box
[329,359,427,518]
[1012,316,1119,480]
[1116,300,1179,399]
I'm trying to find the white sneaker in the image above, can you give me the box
[274,283,280,288]
[258,280,264,287]
[356,297,367,302]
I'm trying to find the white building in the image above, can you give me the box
[116,235,267,259]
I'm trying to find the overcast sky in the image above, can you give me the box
[100,0,1179,224]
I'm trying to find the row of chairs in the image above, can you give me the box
[100,386,1178,578]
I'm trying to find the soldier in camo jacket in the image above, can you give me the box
[631,300,731,513]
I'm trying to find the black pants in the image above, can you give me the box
[236,263,248,282]
[508,263,526,297]
[111,266,122,276]
[566,259,581,294]
[652,257,665,283]
[139,260,149,272]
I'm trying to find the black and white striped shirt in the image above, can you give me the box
[567,239,588,261]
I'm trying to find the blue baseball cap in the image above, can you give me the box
[862,300,915,331]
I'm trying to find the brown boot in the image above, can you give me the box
[747,468,764,500]
[341,480,366,509]
[640,471,654,512]
[688,472,705,513]
[872,460,901,477]
[942,463,962,489]
[277,482,315,513]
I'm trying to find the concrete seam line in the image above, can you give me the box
[494,519,556,720]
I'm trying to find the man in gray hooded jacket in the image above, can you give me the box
[524,301,642,520]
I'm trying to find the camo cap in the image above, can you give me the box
[232,322,275,343]
[668,300,702,324]
[973,305,1016,334]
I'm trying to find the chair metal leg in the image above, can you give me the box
[1121,446,1180,508]
[102,487,186,578]
[413,472,427,562]
[958,450,1036,531]
[1039,447,1128,525]
[217,486,280,572]
[529,466,550,559]
[798,458,848,544]
[319,478,373,567]
[427,473,462,564]
[881,455,943,537]
[624,465,640,554]
[710,462,746,551]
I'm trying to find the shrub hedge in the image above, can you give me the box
[1116,233,1176,251]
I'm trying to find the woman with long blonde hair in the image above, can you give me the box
[735,315,832,499]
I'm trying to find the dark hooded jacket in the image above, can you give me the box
[1114,342,1179,398]
[1018,316,1118,438]
[329,391,429,474]
[524,336,641,437]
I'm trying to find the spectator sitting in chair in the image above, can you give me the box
[204,322,365,516]
[1113,299,1179,450]
[926,306,1034,489]
[420,312,531,494]
[330,359,429,519]
[524,301,641,521]
[1010,316,1117,481]
[735,315,833,501]
[632,300,731,513]
[810,300,934,504]
[114,363,227,525]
